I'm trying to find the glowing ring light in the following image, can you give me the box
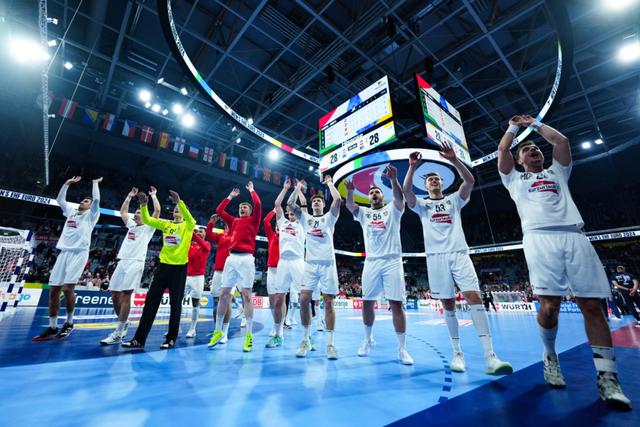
[157,0,318,163]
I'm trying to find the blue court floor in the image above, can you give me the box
[0,307,638,426]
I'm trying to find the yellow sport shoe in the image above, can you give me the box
[243,333,253,352]
[208,330,223,350]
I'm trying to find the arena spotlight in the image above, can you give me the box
[172,103,184,115]
[232,126,237,132]
[151,104,161,113]
[180,87,188,95]
[138,89,152,102]
[63,61,73,70]
[46,17,59,25]
[308,165,314,171]
[581,141,592,149]
[161,108,169,116]
[47,39,57,47]
[144,101,151,108]
[595,138,604,145]
[9,37,48,63]
[617,40,640,63]
[269,148,280,160]
[247,118,254,125]
[181,113,195,127]
[236,137,241,143]
[156,77,165,84]
[603,0,637,11]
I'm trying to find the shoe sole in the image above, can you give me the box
[296,353,307,357]
[243,348,252,352]
[55,332,73,340]
[603,398,632,411]
[451,366,466,373]
[327,355,338,360]
[208,342,220,350]
[32,336,54,342]
[100,340,122,346]
[486,365,513,376]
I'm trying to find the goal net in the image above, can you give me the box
[0,227,34,321]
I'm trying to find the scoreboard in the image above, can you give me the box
[319,76,397,172]
[416,73,471,166]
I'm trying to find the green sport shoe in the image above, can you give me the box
[243,333,253,352]
[208,330,223,350]
[265,336,283,348]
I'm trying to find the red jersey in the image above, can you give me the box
[206,222,232,272]
[187,232,211,276]
[216,191,262,254]
[263,210,279,268]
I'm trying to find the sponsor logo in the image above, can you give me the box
[559,302,580,313]
[528,180,559,195]
[252,296,264,308]
[127,231,137,241]
[369,221,386,230]
[66,220,78,228]
[164,235,179,246]
[430,213,452,224]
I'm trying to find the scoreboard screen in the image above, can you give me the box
[416,73,471,166]
[319,76,397,172]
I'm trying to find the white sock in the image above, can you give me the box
[364,325,373,342]
[245,317,253,333]
[222,322,230,337]
[66,310,74,324]
[469,304,493,357]
[191,306,199,328]
[116,321,127,332]
[215,315,224,332]
[539,324,558,358]
[327,330,334,346]
[444,310,461,353]
[276,321,284,337]
[396,332,406,349]
[592,345,618,377]
[49,316,57,328]
[303,324,311,339]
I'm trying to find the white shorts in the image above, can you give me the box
[221,253,255,289]
[275,258,305,294]
[266,267,279,295]
[302,261,339,296]
[185,275,205,299]
[426,251,479,299]
[210,271,223,297]
[523,231,611,298]
[362,257,406,302]
[109,259,145,292]
[49,249,89,286]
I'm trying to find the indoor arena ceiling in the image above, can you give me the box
[3,0,640,185]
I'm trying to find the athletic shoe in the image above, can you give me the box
[233,310,243,319]
[240,318,247,328]
[450,352,466,372]
[160,338,175,349]
[358,340,374,357]
[121,322,130,338]
[55,322,74,339]
[317,318,325,332]
[284,320,292,329]
[485,353,513,375]
[398,348,414,365]
[243,333,253,352]
[100,331,123,346]
[327,345,338,360]
[542,353,566,388]
[265,336,283,348]
[32,327,59,342]
[220,334,229,344]
[296,339,311,357]
[121,339,144,349]
[186,327,197,339]
[208,331,223,349]
[597,374,632,410]
[269,326,276,337]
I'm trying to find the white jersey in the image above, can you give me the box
[353,202,403,260]
[301,211,338,263]
[117,218,156,261]
[410,191,469,254]
[500,160,584,233]
[277,216,305,259]
[56,183,101,251]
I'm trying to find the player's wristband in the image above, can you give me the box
[506,124,519,136]
[529,122,544,133]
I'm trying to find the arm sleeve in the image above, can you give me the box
[56,184,73,218]
[456,191,470,208]
[408,197,426,216]
[192,232,211,251]
[178,200,196,231]
[550,159,572,181]
[499,168,517,191]
[90,182,101,223]
[352,207,364,223]
[216,198,236,227]
[250,190,262,230]
[140,204,167,231]
[205,222,220,243]
[263,210,275,240]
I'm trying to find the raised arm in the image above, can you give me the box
[137,192,167,231]
[57,176,81,216]
[275,178,291,220]
[90,177,102,221]
[382,165,404,211]
[403,152,420,209]
[324,175,342,217]
[439,142,475,201]
[148,186,161,218]
[192,230,211,251]
[345,179,359,216]
[217,188,240,227]
[247,181,262,228]
[263,209,276,240]
[286,180,304,219]
[498,117,521,175]
[205,217,221,244]
[120,187,138,225]
[521,115,571,166]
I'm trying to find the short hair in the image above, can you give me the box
[369,186,382,193]
[239,202,253,212]
[515,141,536,161]
[423,172,440,180]
[311,194,324,202]
[82,196,93,201]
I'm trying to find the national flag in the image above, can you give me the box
[273,171,281,186]
[218,152,227,168]
[262,167,271,182]
[58,98,77,119]
[158,132,170,149]
[122,120,137,138]
[173,137,185,154]
[203,146,214,163]
[253,164,263,179]
[229,156,238,171]
[82,108,99,126]
[240,160,249,175]
[188,144,200,159]
[102,112,117,131]
[140,125,154,144]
